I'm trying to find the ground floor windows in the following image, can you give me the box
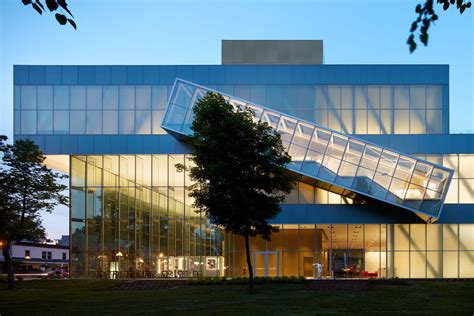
[225,224,473,279]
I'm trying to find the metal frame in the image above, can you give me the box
[161,78,455,221]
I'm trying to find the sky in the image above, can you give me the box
[0,0,472,238]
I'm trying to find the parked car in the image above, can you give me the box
[47,270,68,278]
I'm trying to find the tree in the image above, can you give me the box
[0,136,68,289]
[177,93,297,292]
[21,0,76,29]
[408,0,471,52]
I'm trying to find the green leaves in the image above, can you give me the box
[21,0,77,30]
[408,0,471,53]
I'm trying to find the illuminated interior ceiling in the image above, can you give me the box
[44,155,69,174]
[161,79,454,223]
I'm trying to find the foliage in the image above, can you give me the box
[21,0,76,29]
[179,92,297,291]
[408,0,471,52]
[0,136,69,289]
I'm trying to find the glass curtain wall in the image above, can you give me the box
[228,224,473,279]
[15,84,446,136]
[162,80,453,219]
[70,154,225,278]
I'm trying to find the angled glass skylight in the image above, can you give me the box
[162,79,454,221]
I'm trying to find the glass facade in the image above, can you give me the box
[227,224,473,278]
[15,83,446,136]
[162,80,454,219]
[70,154,474,279]
[71,155,225,278]
[13,65,473,280]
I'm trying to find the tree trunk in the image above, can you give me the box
[244,233,253,293]
[2,240,14,290]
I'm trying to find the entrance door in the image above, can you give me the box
[303,257,314,277]
[254,251,279,277]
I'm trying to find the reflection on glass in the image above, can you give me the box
[161,80,454,220]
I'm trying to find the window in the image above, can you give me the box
[42,251,46,259]
[47,251,52,260]
[62,252,67,260]
[25,250,30,258]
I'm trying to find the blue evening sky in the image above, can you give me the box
[0,0,472,238]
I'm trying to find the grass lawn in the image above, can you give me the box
[1,279,473,315]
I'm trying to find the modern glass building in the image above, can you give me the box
[13,40,474,279]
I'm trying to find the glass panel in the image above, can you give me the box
[353,167,374,192]
[103,86,119,109]
[459,251,474,278]
[376,150,398,177]
[71,86,86,109]
[388,178,409,201]
[394,86,409,109]
[37,86,53,109]
[119,86,135,109]
[318,155,340,182]
[459,179,474,203]
[136,86,152,109]
[135,110,151,134]
[443,224,459,251]
[164,103,187,131]
[71,188,85,219]
[70,110,85,134]
[343,139,364,165]
[426,85,442,109]
[21,86,36,109]
[119,110,135,134]
[71,156,86,187]
[86,111,102,134]
[443,251,458,278]
[14,86,20,110]
[152,85,168,110]
[302,150,323,176]
[427,168,450,193]
[335,161,357,187]
[171,82,195,107]
[103,110,118,134]
[292,121,314,148]
[459,155,474,178]
[325,133,348,159]
[288,144,307,170]
[359,145,381,171]
[152,110,166,134]
[54,111,69,134]
[410,162,433,188]
[276,116,297,142]
[393,156,416,182]
[37,110,53,134]
[54,86,69,109]
[309,128,331,154]
[261,110,280,129]
[21,111,36,134]
[86,86,102,109]
[298,182,314,204]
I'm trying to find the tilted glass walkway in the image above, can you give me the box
[162,79,454,222]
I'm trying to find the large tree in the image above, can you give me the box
[178,93,297,291]
[408,0,471,52]
[0,136,68,289]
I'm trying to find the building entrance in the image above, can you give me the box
[254,251,279,277]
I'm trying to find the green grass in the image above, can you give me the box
[0,279,473,315]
